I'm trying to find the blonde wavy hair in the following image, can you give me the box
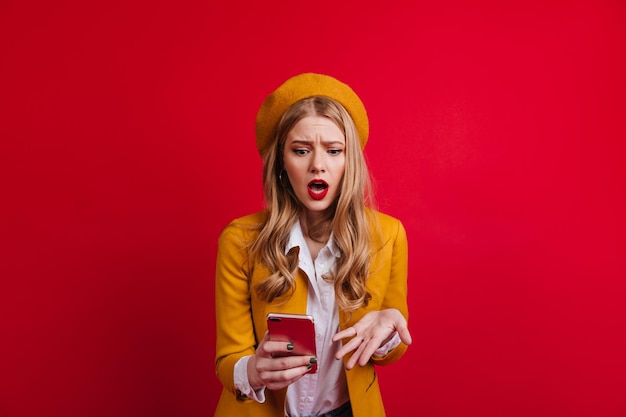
[249,96,377,313]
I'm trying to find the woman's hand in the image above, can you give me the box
[247,332,317,391]
[332,308,412,370]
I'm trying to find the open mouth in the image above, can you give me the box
[307,179,329,200]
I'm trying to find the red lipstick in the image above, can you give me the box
[307,179,329,200]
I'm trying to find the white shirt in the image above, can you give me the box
[284,220,348,416]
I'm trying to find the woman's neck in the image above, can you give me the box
[299,212,331,261]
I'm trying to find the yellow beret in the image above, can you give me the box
[255,72,369,156]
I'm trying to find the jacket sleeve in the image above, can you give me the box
[214,222,258,398]
[372,215,410,366]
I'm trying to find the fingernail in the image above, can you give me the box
[309,357,317,364]
[307,364,313,370]
[287,343,294,351]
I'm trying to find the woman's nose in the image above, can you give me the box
[310,151,326,173]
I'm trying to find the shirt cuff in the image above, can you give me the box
[373,331,401,358]
[234,356,266,403]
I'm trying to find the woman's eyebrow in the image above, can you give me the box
[287,138,345,146]
[322,139,345,146]
[288,139,313,146]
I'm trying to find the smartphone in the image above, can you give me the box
[267,312,317,373]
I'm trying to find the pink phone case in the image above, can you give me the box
[267,313,317,373]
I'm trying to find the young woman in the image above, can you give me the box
[214,73,412,417]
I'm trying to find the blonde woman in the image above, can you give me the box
[214,73,412,417]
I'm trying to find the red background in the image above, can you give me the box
[1,1,625,416]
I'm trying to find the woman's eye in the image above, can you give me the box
[294,149,308,156]
[328,149,343,155]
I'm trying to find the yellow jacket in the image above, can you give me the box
[214,209,409,417]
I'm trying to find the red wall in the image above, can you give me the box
[1,1,625,416]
